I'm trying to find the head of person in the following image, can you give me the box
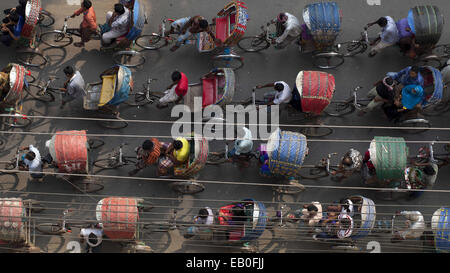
[277,13,287,23]
[198,19,209,30]
[142,140,154,152]
[423,165,436,176]
[409,66,420,78]
[198,208,208,219]
[306,204,318,216]
[82,0,92,10]
[376,17,388,27]
[25,151,36,161]
[171,71,182,83]
[274,83,284,92]
[8,12,19,24]
[114,3,125,15]
[342,156,353,167]
[63,66,75,78]
[173,140,183,151]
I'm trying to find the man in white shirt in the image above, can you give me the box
[186,207,214,238]
[20,144,43,179]
[255,81,292,106]
[274,12,301,49]
[366,16,399,57]
[102,3,130,45]
[60,66,85,109]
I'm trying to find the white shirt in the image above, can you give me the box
[67,71,85,98]
[276,13,301,44]
[399,211,425,239]
[194,207,214,226]
[380,16,399,44]
[80,228,103,248]
[234,127,253,155]
[111,7,131,35]
[273,81,292,104]
[23,145,42,174]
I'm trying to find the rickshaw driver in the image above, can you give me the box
[297,202,323,231]
[128,139,162,176]
[101,3,130,46]
[330,149,363,181]
[59,66,86,109]
[391,211,425,243]
[19,144,44,179]
[255,81,293,106]
[69,0,97,48]
[226,127,253,168]
[272,12,301,49]
[366,16,399,57]
[359,77,395,115]
[186,207,215,238]
[157,71,188,109]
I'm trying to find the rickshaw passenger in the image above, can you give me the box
[391,211,425,242]
[129,139,162,176]
[158,71,188,108]
[60,66,86,109]
[387,66,424,93]
[0,12,21,46]
[366,16,399,57]
[255,81,292,106]
[165,137,190,165]
[299,201,323,227]
[274,12,301,49]
[3,0,26,22]
[359,77,395,115]
[70,0,97,48]
[19,144,44,179]
[228,127,253,158]
[102,3,130,46]
[331,148,363,180]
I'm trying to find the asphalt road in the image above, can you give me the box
[0,0,449,253]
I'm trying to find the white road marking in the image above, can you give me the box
[367,0,381,5]
[67,0,81,5]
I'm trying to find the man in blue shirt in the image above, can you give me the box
[386,65,424,96]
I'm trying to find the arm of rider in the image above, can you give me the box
[256,83,275,89]
[180,18,194,34]
[275,27,291,45]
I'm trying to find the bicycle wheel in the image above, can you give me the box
[135,34,168,50]
[312,52,345,69]
[124,92,152,106]
[93,157,121,170]
[0,173,19,191]
[16,50,48,67]
[96,117,128,129]
[213,54,244,70]
[38,10,55,28]
[274,180,305,194]
[206,152,228,165]
[170,181,205,194]
[26,83,56,102]
[237,36,270,52]
[36,223,65,235]
[300,126,333,137]
[40,31,73,48]
[113,50,146,68]
[337,41,368,57]
[73,178,104,193]
[87,138,105,150]
[324,101,355,117]
[3,112,32,128]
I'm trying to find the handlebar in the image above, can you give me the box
[354,86,363,91]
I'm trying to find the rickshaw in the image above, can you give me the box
[84,65,133,129]
[313,195,376,251]
[428,207,450,253]
[39,0,146,67]
[184,198,267,252]
[137,0,248,70]
[96,197,153,252]
[0,197,43,253]
[0,63,34,128]
[13,0,48,67]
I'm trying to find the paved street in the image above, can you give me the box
[0,0,449,253]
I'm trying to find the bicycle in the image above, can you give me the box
[93,143,137,171]
[297,153,341,180]
[1,106,32,128]
[26,76,66,103]
[36,209,91,235]
[124,78,162,106]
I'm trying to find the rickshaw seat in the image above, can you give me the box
[215,16,229,42]
[202,77,218,107]
[99,74,116,106]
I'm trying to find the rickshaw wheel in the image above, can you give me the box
[26,83,56,102]
[93,158,121,170]
[2,113,32,128]
[324,101,355,117]
[170,181,205,194]
[274,180,305,194]
[300,126,333,137]
[113,50,146,68]
[213,54,244,71]
[16,50,48,67]
[422,102,450,116]
[124,92,152,106]
[416,55,442,69]
[0,172,19,191]
[38,10,55,28]
[74,179,104,193]
[337,41,368,57]
[398,119,431,134]
[87,138,105,150]
[237,36,270,52]
[312,52,345,69]
[36,223,65,235]
[135,34,168,50]
[40,31,73,48]
[96,117,128,129]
